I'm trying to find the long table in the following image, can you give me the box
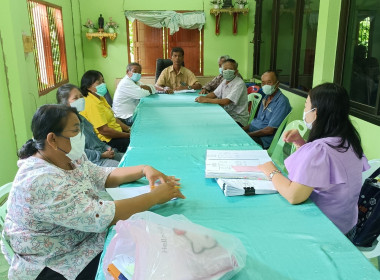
[96,93,380,280]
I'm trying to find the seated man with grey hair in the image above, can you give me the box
[113,62,155,126]
[195,59,249,127]
[200,55,243,94]
[57,84,124,167]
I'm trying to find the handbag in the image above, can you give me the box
[350,166,380,247]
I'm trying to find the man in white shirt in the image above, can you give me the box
[195,59,249,127]
[113,63,155,126]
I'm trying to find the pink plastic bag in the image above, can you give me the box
[103,211,246,280]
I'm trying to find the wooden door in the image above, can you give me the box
[132,21,163,75]
[168,28,203,76]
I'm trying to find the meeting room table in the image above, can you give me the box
[95,92,380,280]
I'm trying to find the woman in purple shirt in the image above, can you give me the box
[259,83,368,234]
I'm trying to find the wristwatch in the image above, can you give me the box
[269,169,281,180]
[188,85,192,90]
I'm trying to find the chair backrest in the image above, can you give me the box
[267,111,292,156]
[0,182,14,259]
[155,59,185,82]
[270,120,308,174]
[247,93,263,124]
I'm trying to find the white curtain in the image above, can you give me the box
[125,11,205,35]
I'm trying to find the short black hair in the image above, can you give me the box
[223,58,238,70]
[263,70,279,81]
[171,47,184,56]
[18,105,80,159]
[80,70,102,97]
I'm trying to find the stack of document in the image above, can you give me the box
[205,149,277,196]
[205,149,272,179]
[216,178,277,196]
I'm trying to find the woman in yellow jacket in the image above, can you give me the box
[80,70,130,152]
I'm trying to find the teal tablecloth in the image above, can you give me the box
[96,93,380,280]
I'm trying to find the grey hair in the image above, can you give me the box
[218,55,230,62]
[127,62,142,72]
[222,58,238,69]
[56,83,80,105]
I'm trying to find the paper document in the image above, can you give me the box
[106,186,150,200]
[205,150,271,179]
[216,178,277,197]
[173,89,196,93]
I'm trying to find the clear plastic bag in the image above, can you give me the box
[103,211,247,280]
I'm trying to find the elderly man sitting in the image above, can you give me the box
[112,62,155,126]
[243,70,291,149]
[195,58,249,127]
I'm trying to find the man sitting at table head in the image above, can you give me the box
[195,58,249,127]
[112,62,155,126]
[155,47,202,94]
[243,70,291,149]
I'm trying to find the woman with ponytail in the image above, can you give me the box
[3,105,185,280]
[259,83,369,234]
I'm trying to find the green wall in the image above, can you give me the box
[0,0,84,185]
[79,0,255,94]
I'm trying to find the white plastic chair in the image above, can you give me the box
[357,159,380,268]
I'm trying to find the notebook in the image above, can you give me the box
[205,149,272,179]
[216,178,277,197]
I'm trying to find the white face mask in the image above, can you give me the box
[262,84,276,95]
[58,132,86,161]
[303,108,316,130]
[70,98,85,112]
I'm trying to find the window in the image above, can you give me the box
[253,0,320,94]
[335,0,380,125]
[127,20,203,76]
[27,0,68,95]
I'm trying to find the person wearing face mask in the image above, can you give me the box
[195,59,249,126]
[80,70,130,153]
[258,83,369,235]
[155,47,202,94]
[2,105,185,280]
[243,70,291,148]
[199,55,242,95]
[112,62,155,126]
[57,84,123,167]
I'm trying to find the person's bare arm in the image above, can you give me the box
[97,124,130,138]
[259,161,313,204]
[248,126,276,137]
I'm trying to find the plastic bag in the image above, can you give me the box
[103,211,247,280]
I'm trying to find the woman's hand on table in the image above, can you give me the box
[150,181,185,204]
[199,88,208,95]
[143,166,181,186]
[258,161,278,178]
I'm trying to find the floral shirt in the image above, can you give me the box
[1,155,116,280]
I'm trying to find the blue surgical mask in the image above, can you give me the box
[219,67,223,75]
[262,85,276,95]
[222,69,236,81]
[131,73,141,82]
[70,98,85,112]
[95,83,108,96]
